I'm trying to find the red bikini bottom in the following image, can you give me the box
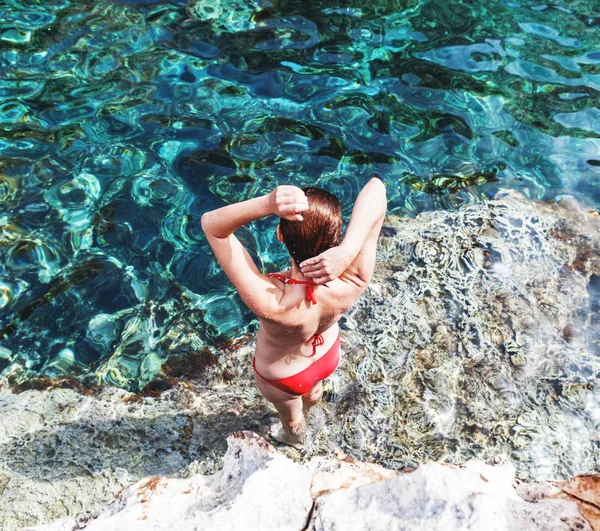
[252,335,341,396]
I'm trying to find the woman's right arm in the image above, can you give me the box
[299,178,386,285]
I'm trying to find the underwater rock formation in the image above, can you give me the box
[334,189,600,479]
[23,431,596,531]
[1,189,599,529]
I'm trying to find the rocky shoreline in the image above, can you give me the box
[22,431,600,531]
[1,189,599,529]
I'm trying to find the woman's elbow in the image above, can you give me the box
[200,212,212,235]
[201,212,229,239]
[372,179,387,214]
[369,178,387,202]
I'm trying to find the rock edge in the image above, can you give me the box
[24,431,600,531]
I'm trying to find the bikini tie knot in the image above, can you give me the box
[311,333,324,356]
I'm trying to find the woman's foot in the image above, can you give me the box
[270,417,306,450]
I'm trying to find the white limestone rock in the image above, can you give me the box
[24,433,594,531]
[24,519,78,531]
[310,450,398,498]
[309,460,590,531]
[25,431,312,531]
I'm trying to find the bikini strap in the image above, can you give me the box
[305,283,316,305]
[311,333,324,357]
[267,273,317,305]
[267,273,321,354]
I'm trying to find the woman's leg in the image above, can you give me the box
[253,373,306,447]
[302,380,323,416]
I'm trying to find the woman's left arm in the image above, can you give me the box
[201,186,308,318]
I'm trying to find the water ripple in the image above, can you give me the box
[0,0,599,401]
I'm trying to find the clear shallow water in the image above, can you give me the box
[0,0,599,391]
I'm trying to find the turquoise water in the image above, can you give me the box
[0,0,599,391]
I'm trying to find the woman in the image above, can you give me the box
[201,178,386,447]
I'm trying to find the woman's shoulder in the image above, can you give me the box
[316,276,363,311]
[260,270,358,321]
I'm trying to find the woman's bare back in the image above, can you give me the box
[254,271,359,380]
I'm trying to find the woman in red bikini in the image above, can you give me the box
[201,178,386,447]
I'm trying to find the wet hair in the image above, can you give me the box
[279,187,342,264]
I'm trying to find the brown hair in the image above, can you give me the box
[279,187,342,264]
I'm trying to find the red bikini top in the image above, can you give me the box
[267,272,323,356]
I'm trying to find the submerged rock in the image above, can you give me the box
[332,189,600,479]
[23,431,595,531]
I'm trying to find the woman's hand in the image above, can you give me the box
[299,245,354,284]
[268,185,309,221]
